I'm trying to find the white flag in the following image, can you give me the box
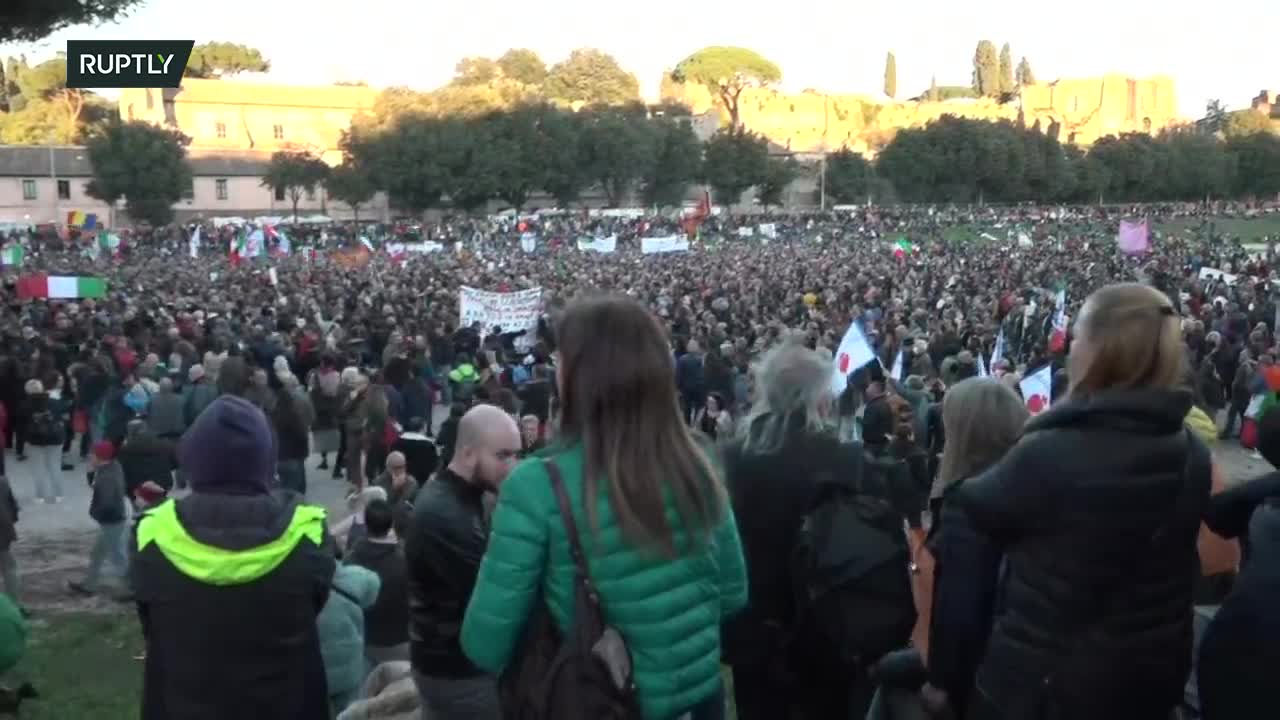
[831,321,876,396]
[268,267,278,286]
[890,348,904,382]
[990,329,1006,369]
[189,226,201,259]
[1020,365,1053,415]
[978,351,989,378]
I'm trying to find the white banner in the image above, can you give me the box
[387,242,444,255]
[576,236,616,253]
[735,227,754,238]
[1198,267,1238,286]
[759,223,777,239]
[641,235,689,255]
[459,287,543,350]
[520,232,538,253]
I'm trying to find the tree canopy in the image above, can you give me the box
[324,161,376,222]
[452,57,501,87]
[998,43,1015,95]
[972,41,1000,98]
[672,46,782,128]
[702,128,770,204]
[1,0,144,44]
[85,121,192,227]
[0,55,112,143]
[261,150,330,222]
[544,49,641,107]
[497,49,548,86]
[184,42,270,78]
[1016,57,1036,86]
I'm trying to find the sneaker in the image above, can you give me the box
[67,580,96,596]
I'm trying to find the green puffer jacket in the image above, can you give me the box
[461,442,748,720]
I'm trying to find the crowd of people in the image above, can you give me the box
[0,201,1277,719]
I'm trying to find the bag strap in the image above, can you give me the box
[542,459,591,578]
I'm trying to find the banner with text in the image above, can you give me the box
[577,236,617,253]
[459,286,543,350]
[641,235,689,255]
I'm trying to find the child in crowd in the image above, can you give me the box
[68,442,129,597]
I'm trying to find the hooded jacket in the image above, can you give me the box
[957,389,1210,719]
[319,564,382,699]
[132,395,336,720]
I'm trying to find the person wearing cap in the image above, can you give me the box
[131,395,336,719]
[68,441,128,597]
[182,364,218,428]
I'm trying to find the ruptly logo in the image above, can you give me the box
[66,40,194,89]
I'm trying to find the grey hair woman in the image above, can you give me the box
[737,340,835,456]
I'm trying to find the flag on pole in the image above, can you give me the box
[189,226,201,259]
[97,232,121,258]
[892,237,914,258]
[360,236,374,252]
[230,228,247,267]
[1049,288,1068,353]
[266,226,291,256]
[0,245,23,267]
[978,351,989,378]
[890,348,904,382]
[1020,364,1053,415]
[17,274,107,299]
[990,329,1006,370]
[832,320,877,395]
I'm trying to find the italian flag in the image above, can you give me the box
[17,274,107,300]
[230,229,247,266]
[1049,288,1069,353]
[0,245,23,266]
[892,237,914,258]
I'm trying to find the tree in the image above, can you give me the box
[537,108,588,207]
[927,76,940,103]
[972,41,1000,98]
[825,149,875,203]
[85,121,191,226]
[1016,57,1036,86]
[672,47,782,129]
[579,109,656,205]
[262,150,330,222]
[758,156,799,208]
[325,161,376,223]
[1224,110,1275,139]
[643,118,701,208]
[4,57,90,143]
[884,52,897,100]
[1202,100,1228,135]
[497,49,548,86]
[184,42,270,78]
[701,128,770,205]
[347,116,450,214]
[544,49,641,107]
[998,43,1015,95]
[485,108,544,211]
[1228,131,1280,199]
[1,0,144,44]
[452,57,501,86]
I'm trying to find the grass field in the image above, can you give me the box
[10,611,143,720]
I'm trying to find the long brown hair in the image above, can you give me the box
[1067,283,1182,399]
[556,295,725,557]
[936,378,1028,491]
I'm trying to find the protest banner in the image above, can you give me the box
[459,286,543,350]
[1198,267,1238,285]
[641,235,689,255]
[576,236,616,253]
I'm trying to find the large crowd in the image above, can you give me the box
[0,201,1277,719]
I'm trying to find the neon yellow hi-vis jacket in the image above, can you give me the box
[136,500,327,585]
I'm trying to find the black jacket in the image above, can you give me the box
[132,492,335,720]
[345,539,411,649]
[719,415,868,666]
[957,389,1210,719]
[1198,499,1280,720]
[118,434,178,496]
[405,469,489,677]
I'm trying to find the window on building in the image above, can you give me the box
[57,180,71,200]
[215,122,227,139]
[305,186,316,201]
[21,179,36,200]
[272,124,285,140]
[215,179,228,200]
[274,185,285,202]
[182,179,195,201]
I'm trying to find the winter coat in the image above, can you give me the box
[957,389,1211,719]
[146,390,187,438]
[318,564,382,700]
[311,383,343,432]
[460,442,748,720]
[334,661,419,720]
[183,380,219,426]
[89,460,127,525]
[345,540,410,649]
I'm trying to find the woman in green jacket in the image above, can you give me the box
[461,295,749,720]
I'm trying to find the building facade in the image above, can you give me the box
[117,78,381,165]
[0,146,390,225]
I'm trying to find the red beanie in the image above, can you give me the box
[92,441,116,462]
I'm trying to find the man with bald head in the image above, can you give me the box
[405,404,520,719]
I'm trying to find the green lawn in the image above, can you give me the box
[10,611,142,720]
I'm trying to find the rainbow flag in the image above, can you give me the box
[66,211,98,229]
[17,274,107,299]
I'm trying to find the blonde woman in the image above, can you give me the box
[956,283,1217,720]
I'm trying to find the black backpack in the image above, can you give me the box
[789,465,917,670]
[499,460,642,720]
[28,408,64,446]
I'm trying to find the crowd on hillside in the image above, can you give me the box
[0,203,1277,719]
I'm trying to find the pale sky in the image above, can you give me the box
[4,0,1275,117]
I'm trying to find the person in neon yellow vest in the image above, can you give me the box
[131,395,337,720]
